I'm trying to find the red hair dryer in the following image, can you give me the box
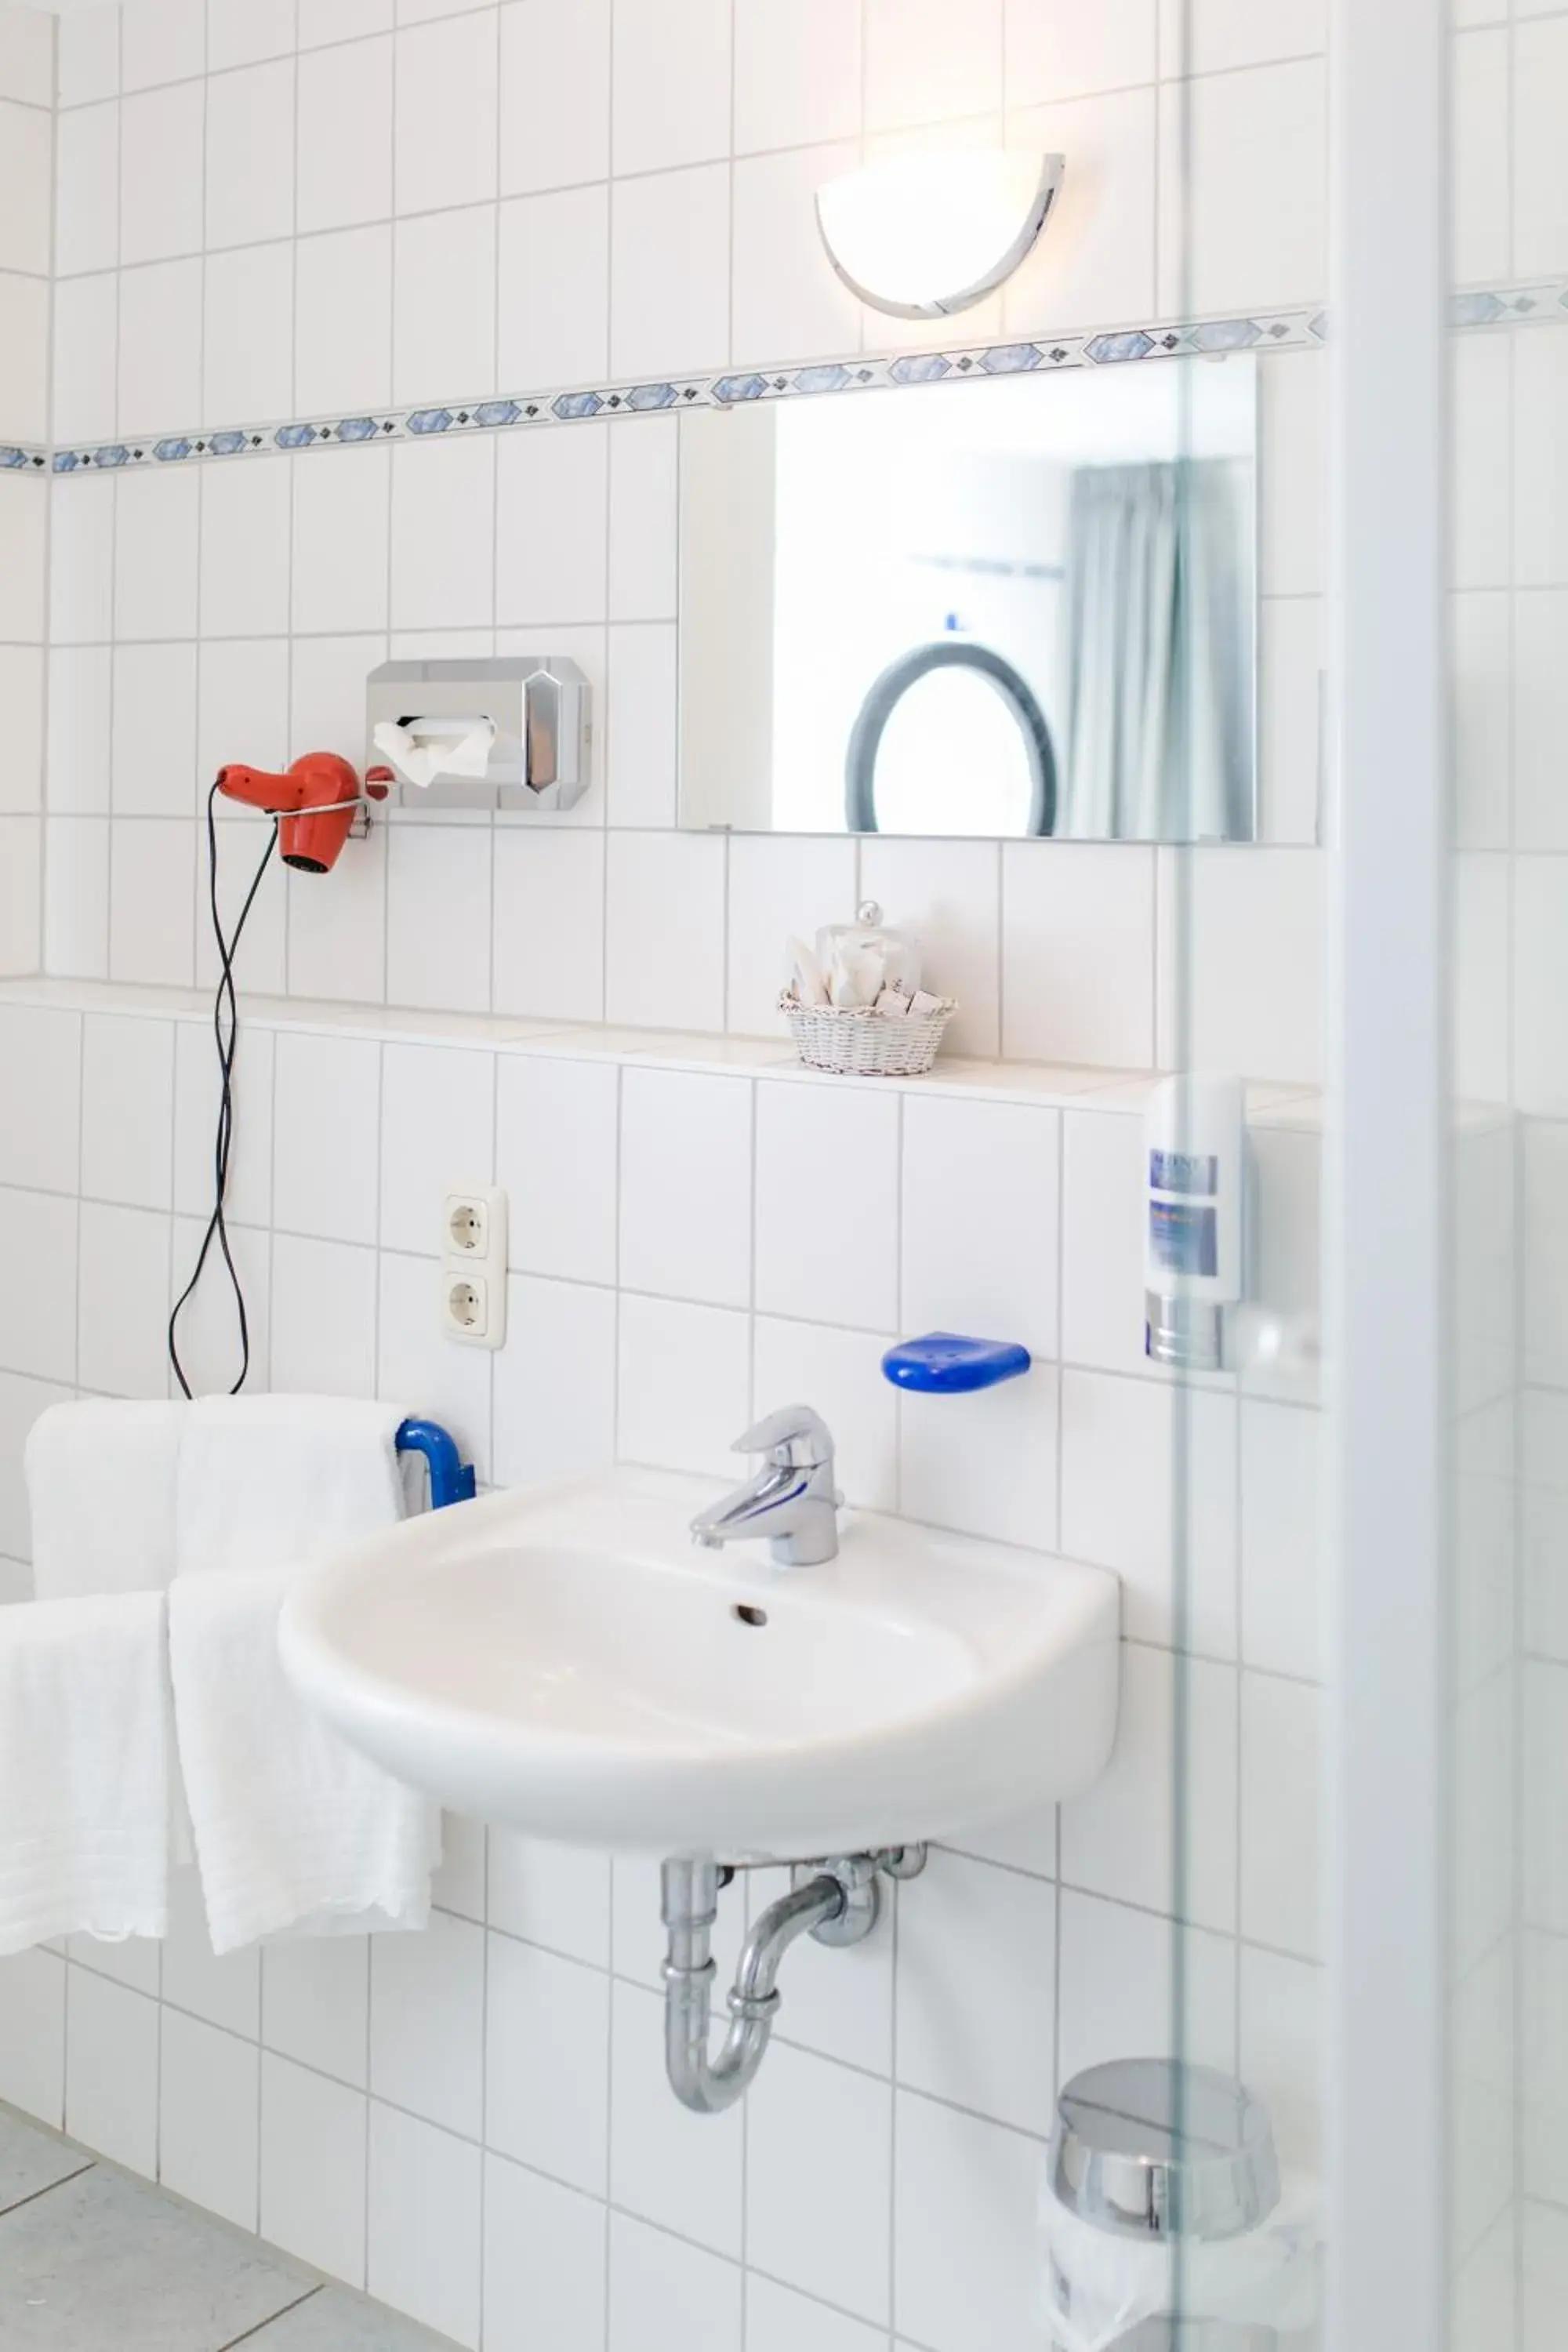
[215,753,388,874]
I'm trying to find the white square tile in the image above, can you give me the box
[1002,844,1155,1067]
[55,101,118,278]
[390,435,496,630]
[370,1909,485,2137]
[1259,350,1327,597]
[209,0,296,71]
[203,241,296,424]
[67,1930,159,1997]
[394,9,497,213]
[1240,1669,1322,1958]
[1240,1399,1323,1680]
[58,6,119,108]
[485,1932,610,2194]
[620,1068,752,1308]
[608,415,677,622]
[292,443,390,633]
[1451,27,1510,288]
[198,637,289,809]
[724,836,855,1040]
[386,824,493,1013]
[122,0,202,90]
[866,0,1002,131]
[297,32,393,231]
[497,0,610,198]
[496,1054,617,1284]
[0,5,51,104]
[1239,1944,1323,2177]
[617,1293,750,1476]
[858,839,1000,1059]
[1515,16,1568,280]
[609,164,730,383]
[294,223,392,416]
[1515,590,1568,850]
[78,1200,171,1395]
[289,626,388,770]
[200,454,291,637]
[0,1014,79,1214]
[607,623,677,827]
[604,831,725,1030]
[1515,326,1568,590]
[274,1029,381,1243]
[1062,1644,1238,1930]
[287,825,388,1003]
[158,2006,260,2229]
[119,81,205,267]
[495,420,608,626]
[52,270,119,445]
[169,1210,272,1395]
[301,0,395,45]
[1515,858,1568,1116]
[1059,1108,1147,1377]
[610,1977,742,2256]
[379,1043,493,1254]
[747,2042,891,2324]
[378,1251,493,1479]
[747,2281,884,2352]
[260,2051,368,2285]
[898,1363,1059,1550]
[1007,0,1155,105]
[753,1078,898,1330]
[81,1012,174,1207]
[1452,332,1512,594]
[65,1967,158,2177]
[109,818,196,985]
[115,463,199,640]
[483,2155,608,2352]
[1157,847,1324,1087]
[0,473,44,643]
[902,1094,1059,1356]
[1258,596,1326,844]
[734,0,861,154]
[205,58,295,250]
[0,644,42,818]
[1061,1369,1238,1655]
[1172,0,1326,74]
[488,1833,610,1965]
[0,99,49,276]
[608,2215,742,2352]
[752,1317,897,1512]
[1245,1120,1322,1408]
[1454,852,1508,1107]
[1004,88,1159,339]
[0,815,40,976]
[45,818,110,979]
[893,2089,1041,2352]
[0,1948,65,2125]
[0,269,49,444]
[393,204,495,405]
[270,1232,378,1393]
[612,0,728,176]
[1057,1889,1236,2085]
[263,1936,369,2086]
[1157,59,1327,317]
[895,1849,1054,2135]
[162,1865,260,2037]
[492,1271,615,1485]
[496,185,609,393]
[111,641,197,816]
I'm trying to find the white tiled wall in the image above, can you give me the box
[0,989,1332,2350]
[0,5,49,977]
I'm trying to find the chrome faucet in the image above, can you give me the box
[689,1406,841,1568]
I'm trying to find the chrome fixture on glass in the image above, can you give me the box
[689,1406,841,1568]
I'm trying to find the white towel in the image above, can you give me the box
[26,1399,183,1601]
[168,1564,438,1955]
[0,1592,170,1955]
[168,1392,437,1954]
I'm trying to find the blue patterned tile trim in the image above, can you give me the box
[2,443,48,470]
[42,281,1560,478]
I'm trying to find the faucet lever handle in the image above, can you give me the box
[732,1403,833,1467]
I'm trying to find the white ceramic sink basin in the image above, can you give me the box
[278,1466,1120,1859]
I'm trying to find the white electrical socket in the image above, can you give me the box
[441,1184,507,1348]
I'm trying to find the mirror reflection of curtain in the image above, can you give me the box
[1054,459,1251,841]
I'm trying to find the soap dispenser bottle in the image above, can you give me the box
[1143,1073,1246,1372]
[814,902,921,1007]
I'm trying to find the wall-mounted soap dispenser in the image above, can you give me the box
[1144,1073,1246,1373]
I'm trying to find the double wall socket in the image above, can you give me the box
[441,1184,507,1348]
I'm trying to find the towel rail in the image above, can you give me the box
[394,1419,477,1511]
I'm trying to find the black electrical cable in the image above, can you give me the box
[167,781,278,1399]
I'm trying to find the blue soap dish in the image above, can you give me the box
[880,1332,1033,1396]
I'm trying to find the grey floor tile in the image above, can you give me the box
[0,2165,316,2350]
[239,2286,459,2349]
[0,2110,92,2217]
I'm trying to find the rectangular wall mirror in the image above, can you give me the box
[677,356,1258,844]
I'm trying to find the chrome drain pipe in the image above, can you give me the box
[660,1846,927,2114]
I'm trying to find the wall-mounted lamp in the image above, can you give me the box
[814,150,1064,321]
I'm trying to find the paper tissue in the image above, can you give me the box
[372,715,497,793]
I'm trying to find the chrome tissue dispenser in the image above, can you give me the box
[366,655,591,813]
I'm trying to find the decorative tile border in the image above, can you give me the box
[35,278,1568,482]
[0,442,49,474]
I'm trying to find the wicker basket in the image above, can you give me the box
[779,991,957,1077]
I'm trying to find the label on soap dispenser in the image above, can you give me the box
[1150,1197,1218,1279]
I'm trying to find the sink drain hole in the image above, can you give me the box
[731,1604,768,1628]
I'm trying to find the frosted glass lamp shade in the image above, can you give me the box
[814,151,1065,321]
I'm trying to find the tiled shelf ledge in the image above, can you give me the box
[0,974,1328,1122]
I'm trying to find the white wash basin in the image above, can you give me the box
[278,1466,1120,1858]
